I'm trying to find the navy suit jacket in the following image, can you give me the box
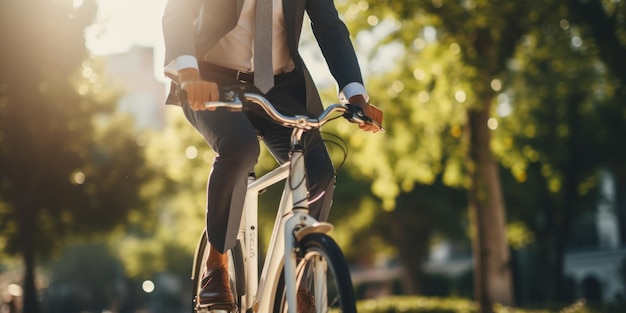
[162,0,363,115]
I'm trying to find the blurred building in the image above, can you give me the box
[562,171,626,303]
[103,45,167,130]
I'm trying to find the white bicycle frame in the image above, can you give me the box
[237,136,333,313]
[193,91,380,313]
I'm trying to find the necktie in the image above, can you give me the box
[254,0,274,93]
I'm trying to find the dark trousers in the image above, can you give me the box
[180,65,335,253]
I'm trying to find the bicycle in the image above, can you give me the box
[189,87,383,313]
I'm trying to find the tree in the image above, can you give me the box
[338,0,626,308]
[493,0,626,303]
[337,0,550,309]
[566,0,626,83]
[0,1,150,312]
[43,244,124,313]
[566,0,626,248]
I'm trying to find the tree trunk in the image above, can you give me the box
[466,105,514,312]
[393,225,430,294]
[392,194,432,294]
[549,94,584,301]
[17,199,40,313]
[9,74,42,313]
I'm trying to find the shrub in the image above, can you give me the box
[356,296,595,313]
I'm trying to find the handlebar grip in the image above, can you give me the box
[177,87,245,111]
[177,85,245,103]
[344,105,385,133]
[343,105,366,124]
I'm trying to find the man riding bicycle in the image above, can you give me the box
[161,0,383,309]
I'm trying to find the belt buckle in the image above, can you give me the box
[237,71,252,82]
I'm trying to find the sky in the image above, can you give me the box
[85,0,168,79]
[86,0,166,55]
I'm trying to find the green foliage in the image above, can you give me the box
[334,0,626,304]
[0,2,154,312]
[108,108,207,278]
[42,243,123,313]
[331,14,472,209]
[356,296,594,313]
[16,0,623,310]
[0,0,151,256]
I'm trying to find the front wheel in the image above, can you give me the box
[274,233,357,313]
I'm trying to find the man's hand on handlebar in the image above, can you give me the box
[348,95,384,133]
[178,74,383,132]
[179,68,220,111]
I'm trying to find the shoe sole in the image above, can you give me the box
[196,302,238,313]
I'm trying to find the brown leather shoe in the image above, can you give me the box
[297,288,316,313]
[199,266,235,308]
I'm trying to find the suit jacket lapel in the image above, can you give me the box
[283,0,306,54]
[281,0,323,115]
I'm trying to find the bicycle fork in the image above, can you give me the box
[283,148,333,313]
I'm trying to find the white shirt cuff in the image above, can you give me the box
[338,82,368,104]
[164,55,199,77]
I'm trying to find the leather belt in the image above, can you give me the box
[199,62,255,83]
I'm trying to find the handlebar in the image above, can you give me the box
[205,88,385,133]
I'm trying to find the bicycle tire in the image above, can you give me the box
[273,233,357,313]
[191,233,245,313]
